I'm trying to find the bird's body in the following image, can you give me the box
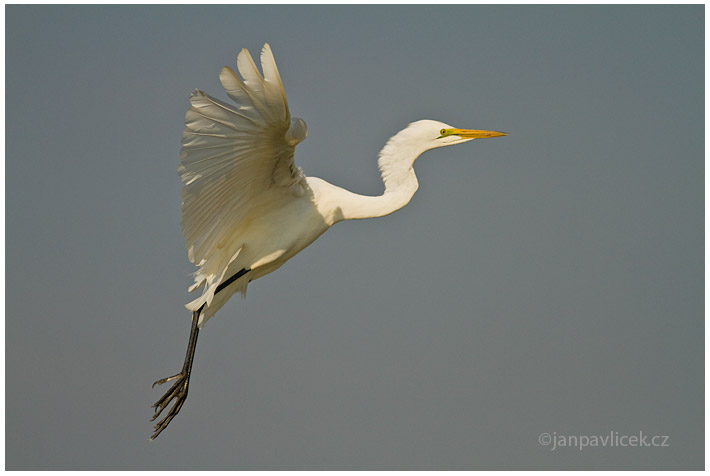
[150,44,506,439]
[184,176,328,324]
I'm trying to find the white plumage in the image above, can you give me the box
[151,43,506,439]
[179,45,310,324]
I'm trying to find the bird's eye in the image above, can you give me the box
[440,129,447,135]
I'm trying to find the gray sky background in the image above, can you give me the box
[6,5,703,470]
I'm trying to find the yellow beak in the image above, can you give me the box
[452,129,508,139]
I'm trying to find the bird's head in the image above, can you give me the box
[406,119,507,151]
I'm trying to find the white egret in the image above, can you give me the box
[150,44,506,440]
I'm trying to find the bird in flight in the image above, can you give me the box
[150,44,507,440]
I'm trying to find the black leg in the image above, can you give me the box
[215,267,250,294]
[150,305,203,440]
[149,268,250,440]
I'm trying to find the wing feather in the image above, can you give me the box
[179,44,307,292]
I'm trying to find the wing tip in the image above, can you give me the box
[237,47,255,66]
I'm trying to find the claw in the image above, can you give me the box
[152,373,181,388]
[151,374,188,421]
[149,373,190,439]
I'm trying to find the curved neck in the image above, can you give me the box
[315,129,429,223]
[335,169,419,221]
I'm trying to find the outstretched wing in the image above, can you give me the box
[179,44,308,266]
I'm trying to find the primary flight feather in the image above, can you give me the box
[151,44,506,440]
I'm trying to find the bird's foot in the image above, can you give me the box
[150,371,190,440]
